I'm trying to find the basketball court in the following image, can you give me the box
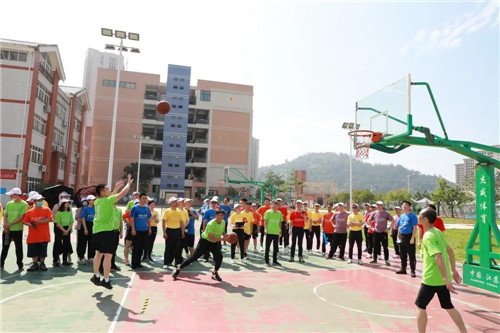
[1,232,498,332]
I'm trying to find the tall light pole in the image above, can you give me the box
[132,135,150,192]
[101,28,140,188]
[407,174,416,193]
[342,122,360,211]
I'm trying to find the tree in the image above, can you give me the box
[328,191,350,204]
[194,187,206,199]
[414,190,430,201]
[352,189,375,205]
[283,169,304,201]
[384,189,412,208]
[431,178,472,218]
[123,163,153,193]
[265,171,285,192]
[226,186,238,199]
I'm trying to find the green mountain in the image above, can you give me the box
[258,152,445,194]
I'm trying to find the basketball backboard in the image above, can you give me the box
[355,74,411,138]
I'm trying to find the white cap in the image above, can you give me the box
[59,191,70,197]
[132,191,140,196]
[32,194,44,200]
[211,196,219,202]
[133,199,140,204]
[27,192,40,202]
[234,203,242,209]
[252,203,257,206]
[376,201,384,205]
[178,197,185,202]
[337,202,345,207]
[314,203,320,206]
[81,196,88,202]
[6,187,22,196]
[204,198,210,202]
[60,198,71,204]
[168,197,178,204]
[394,206,401,210]
[303,201,308,205]
[184,198,192,202]
[86,195,96,200]
[276,198,283,202]
[296,200,302,204]
[334,203,339,208]
[28,191,38,197]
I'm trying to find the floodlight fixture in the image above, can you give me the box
[130,48,140,53]
[115,30,127,39]
[128,32,140,41]
[101,28,113,37]
[119,47,129,52]
[342,122,349,129]
[104,44,115,50]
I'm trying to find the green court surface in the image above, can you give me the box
[1,232,499,332]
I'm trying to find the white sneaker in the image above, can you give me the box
[88,258,94,264]
[393,254,400,258]
[358,260,363,265]
[347,259,353,264]
[163,264,169,269]
[67,256,72,264]
[365,254,372,259]
[230,259,235,264]
[77,258,86,265]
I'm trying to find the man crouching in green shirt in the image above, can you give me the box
[172,210,227,282]
[415,208,467,333]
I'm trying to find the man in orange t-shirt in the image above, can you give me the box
[251,203,261,253]
[321,203,335,256]
[257,198,271,250]
[23,194,53,272]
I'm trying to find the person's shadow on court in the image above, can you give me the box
[92,292,157,324]
[174,278,257,298]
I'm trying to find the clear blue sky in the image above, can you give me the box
[2,0,498,181]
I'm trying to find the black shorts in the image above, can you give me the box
[93,231,118,254]
[185,234,195,247]
[252,225,259,239]
[244,233,251,241]
[415,283,454,310]
[27,242,48,258]
[125,225,133,241]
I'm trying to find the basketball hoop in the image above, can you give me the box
[348,130,382,159]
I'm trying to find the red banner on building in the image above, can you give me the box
[0,171,17,180]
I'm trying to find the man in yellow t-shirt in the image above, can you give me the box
[347,203,365,264]
[240,199,254,259]
[302,202,313,254]
[144,199,159,262]
[162,197,185,268]
[177,198,190,260]
[311,203,323,252]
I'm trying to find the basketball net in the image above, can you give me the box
[348,130,375,159]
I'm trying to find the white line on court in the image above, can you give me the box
[313,280,418,319]
[108,272,136,333]
[0,277,130,304]
[360,266,500,316]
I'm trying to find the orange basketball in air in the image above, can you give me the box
[156,100,171,115]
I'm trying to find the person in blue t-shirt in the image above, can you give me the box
[79,195,96,264]
[396,200,418,277]
[129,193,152,270]
[219,197,232,241]
[182,198,199,256]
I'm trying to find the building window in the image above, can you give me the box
[71,162,77,175]
[170,124,175,128]
[30,145,43,164]
[74,119,81,135]
[167,184,172,188]
[173,77,179,81]
[173,184,179,188]
[174,164,179,167]
[59,158,65,170]
[36,82,51,106]
[56,101,68,120]
[169,143,174,147]
[33,114,46,135]
[27,177,41,192]
[179,86,184,90]
[53,128,64,146]
[200,90,211,102]
[109,57,116,70]
[178,105,183,109]
[175,144,180,147]
[180,78,185,82]
[103,80,136,89]
[168,163,173,167]
[0,50,28,62]
[72,140,78,154]
[39,54,53,83]
[176,124,182,128]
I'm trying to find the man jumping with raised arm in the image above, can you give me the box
[90,174,133,289]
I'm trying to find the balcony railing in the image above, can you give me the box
[39,66,53,84]
[187,138,208,144]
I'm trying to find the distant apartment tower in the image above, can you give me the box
[83,49,257,203]
[455,144,500,189]
[0,39,90,206]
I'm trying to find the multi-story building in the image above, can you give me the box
[0,39,90,205]
[294,170,336,205]
[455,145,500,190]
[83,49,258,204]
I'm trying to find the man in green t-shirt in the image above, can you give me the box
[264,200,283,266]
[172,210,227,282]
[90,174,133,290]
[1,187,28,270]
[415,208,466,333]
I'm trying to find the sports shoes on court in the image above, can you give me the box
[385,260,391,266]
[266,261,272,267]
[39,263,47,271]
[347,259,353,264]
[254,249,258,254]
[273,261,282,266]
[230,259,235,264]
[101,279,113,290]
[369,259,377,264]
[365,254,372,259]
[393,254,400,258]
[88,258,94,264]
[125,259,130,266]
[78,258,86,265]
[299,257,305,263]
[211,271,222,282]
[90,275,101,286]
[163,264,169,270]
[172,269,180,280]
[395,269,407,275]
[27,262,39,272]
[411,271,416,278]
[289,258,294,262]
[358,260,363,265]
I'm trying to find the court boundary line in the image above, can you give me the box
[0,277,131,304]
[108,272,136,333]
[313,280,418,319]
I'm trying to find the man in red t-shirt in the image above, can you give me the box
[23,194,53,272]
[276,198,289,250]
[418,204,446,249]
[289,200,307,262]
[321,203,335,256]
[256,198,271,250]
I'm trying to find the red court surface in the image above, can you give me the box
[1,241,498,332]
